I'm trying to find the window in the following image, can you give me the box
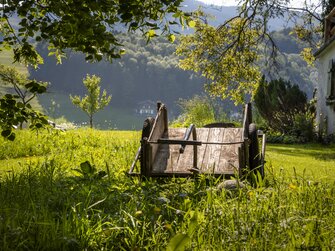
[327,59,335,105]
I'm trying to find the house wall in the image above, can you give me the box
[316,42,335,135]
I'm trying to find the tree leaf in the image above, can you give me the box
[80,161,96,175]
[80,161,92,174]
[35,122,43,128]
[188,211,199,236]
[166,234,191,251]
[1,129,12,137]
[7,133,15,141]
[168,34,176,43]
[188,20,196,28]
[120,49,126,55]
[147,30,156,38]
[1,129,15,141]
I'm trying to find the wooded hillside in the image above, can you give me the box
[28,28,316,129]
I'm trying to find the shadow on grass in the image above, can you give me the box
[267,144,335,161]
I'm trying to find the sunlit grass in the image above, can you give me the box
[0,129,140,175]
[0,129,335,250]
[266,144,335,181]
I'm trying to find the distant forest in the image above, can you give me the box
[29,28,316,118]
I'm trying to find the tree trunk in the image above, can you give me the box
[89,114,93,128]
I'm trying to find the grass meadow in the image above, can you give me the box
[0,129,335,250]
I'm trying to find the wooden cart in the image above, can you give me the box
[129,102,266,178]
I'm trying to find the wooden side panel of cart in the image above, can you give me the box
[151,127,245,176]
[141,104,168,176]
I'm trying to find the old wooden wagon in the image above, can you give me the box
[129,102,266,178]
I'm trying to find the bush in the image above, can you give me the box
[254,77,316,142]
[290,112,314,141]
[254,77,308,133]
[171,95,228,127]
[266,130,315,144]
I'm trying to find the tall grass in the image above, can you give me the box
[0,129,335,250]
[0,129,139,174]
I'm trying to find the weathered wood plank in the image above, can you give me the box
[151,127,244,175]
[152,128,185,173]
[201,128,224,174]
[149,106,167,168]
[217,128,243,174]
[166,128,186,173]
[175,139,194,172]
[151,131,168,174]
[195,128,210,169]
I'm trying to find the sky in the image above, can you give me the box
[197,0,319,8]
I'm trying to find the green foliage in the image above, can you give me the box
[73,161,97,178]
[167,209,201,251]
[167,234,191,251]
[266,111,315,144]
[255,76,316,143]
[171,95,227,127]
[73,160,107,181]
[175,1,326,109]
[0,49,28,75]
[254,77,310,133]
[267,134,311,144]
[0,64,48,140]
[176,16,261,104]
[0,0,186,65]
[70,74,111,128]
[291,112,315,141]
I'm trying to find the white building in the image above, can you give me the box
[314,8,335,135]
[135,100,156,116]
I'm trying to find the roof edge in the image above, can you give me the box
[314,35,335,57]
